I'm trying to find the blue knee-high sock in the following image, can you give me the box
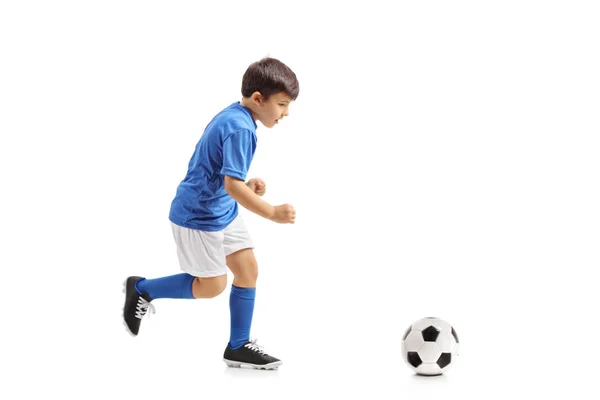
[135,273,195,299]
[228,285,256,349]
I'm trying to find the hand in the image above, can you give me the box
[246,178,266,196]
[271,204,296,224]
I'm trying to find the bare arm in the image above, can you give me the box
[224,175,275,220]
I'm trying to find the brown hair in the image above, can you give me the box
[241,57,299,101]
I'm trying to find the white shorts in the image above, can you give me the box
[171,214,254,278]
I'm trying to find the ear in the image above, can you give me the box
[250,91,264,105]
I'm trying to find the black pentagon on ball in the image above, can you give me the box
[451,327,459,343]
[403,326,411,340]
[407,352,422,368]
[437,353,452,369]
[421,326,440,342]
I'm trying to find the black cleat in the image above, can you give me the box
[123,276,155,336]
[223,339,282,370]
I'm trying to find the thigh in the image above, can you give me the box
[171,222,227,278]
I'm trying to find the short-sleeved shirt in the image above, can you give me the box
[169,102,257,231]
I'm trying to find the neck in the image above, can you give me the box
[240,98,258,121]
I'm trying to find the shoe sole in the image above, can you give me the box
[122,279,138,337]
[223,359,282,370]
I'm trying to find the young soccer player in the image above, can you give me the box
[123,57,299,370]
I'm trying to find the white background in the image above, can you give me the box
[1,0,599,399]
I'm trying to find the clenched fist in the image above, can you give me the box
[271,204,296,224]
[246,178,266,196]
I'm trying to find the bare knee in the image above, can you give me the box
[226,248,259,288]
[192,275,227,299]
[233,261,258,287]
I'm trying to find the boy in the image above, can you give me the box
[123,57,299,370]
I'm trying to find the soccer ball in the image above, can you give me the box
[401,317,459,376]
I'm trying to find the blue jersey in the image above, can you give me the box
[169,102,257,231]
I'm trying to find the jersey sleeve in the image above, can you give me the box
[221,130,254,181]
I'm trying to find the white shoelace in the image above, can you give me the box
[244,339,266,354]
[135,297,156,319]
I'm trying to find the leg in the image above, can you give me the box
[226,248,258,348]
[220,215,281,369]
[123,273,226,336]
[223,216,257,346]
[123,222,228,336]
[222,248,281,369]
